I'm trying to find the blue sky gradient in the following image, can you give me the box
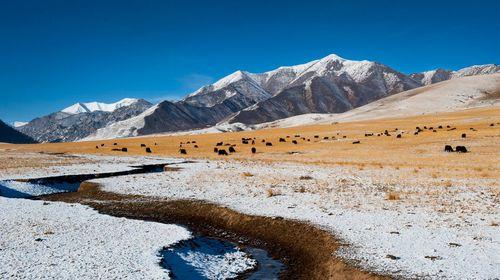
[1,0,499,123]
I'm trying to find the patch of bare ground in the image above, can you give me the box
[42,182,388,280]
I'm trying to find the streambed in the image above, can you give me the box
[0,163,285,279]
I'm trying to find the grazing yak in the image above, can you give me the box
[121,148,128,152]
[113,143,118,146]
[140,144,146,147]
[396,134,402,138]
[314,135,319,138]
[214,147,219,153]
[251,140,255,145]
[292,140,298,144]
[145,147,152,153]
[228,146,236,153]
[179,149,187,155]
[218,149,228,155]
[242,140,249,144]
[261,139,266,143]
[251,147,256,154]
[194,145,198,148]
[352,140,360,144]
[111,148,121,151]
[279,138,286,142]
[323,136,329,140]
[462,133,466,138]
[101,143,105,147]
[444,145,454,152]
[216,142,223,146]
[266,142,273,146]
[365,133,373,137]
[95,146,99,149]
[455,146,468,153]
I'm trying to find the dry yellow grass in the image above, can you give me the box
[1,106,499,185]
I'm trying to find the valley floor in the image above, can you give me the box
[0,107,498,279]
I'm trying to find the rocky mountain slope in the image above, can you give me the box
[86,55,500,140]
[0,120,37,144]
[257,73,500,128]
[19,99,152,142]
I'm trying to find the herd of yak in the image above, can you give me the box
[94,123,498,155]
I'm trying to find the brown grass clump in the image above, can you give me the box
[491,221,499,227]
[267,188,280,197]
[242,172,254,177]
[299,175,313,180]
[443,180,453,188]
[296,186,306,193]
[386,191,401,200]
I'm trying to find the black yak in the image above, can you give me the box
[292,140,298,144]
[455,146,468,153]
[95,146,99,149]
[194,145,199,148]
[444,145,454,152]
[461,133,466,138]
[266,142,273,146]
[214,147,218,153]
[352,140,360,144]
[179,149,187,154]
[396,134,402,138]
[216,142,223,146]
[140,144,146,147]
[251,147,256,154]
[228,146,236,153]
[279,138,286,142]
[121,147,128,152]
[218,149,228,155]
[145,147,152,153]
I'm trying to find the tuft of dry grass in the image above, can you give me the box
[386,191,401,200]
[266,188,280,197]
[443,180,453,188]
[299,175,313,180]
[242,172,254,177]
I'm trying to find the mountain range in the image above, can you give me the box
[86,54,499,140]
[18,98,152,142]
[11,54,499,142]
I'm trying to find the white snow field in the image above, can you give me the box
[0,197,191,279]
[88,158,499,280]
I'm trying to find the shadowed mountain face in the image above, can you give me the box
[86,55,500,139]
[0,120,37,144]
[19,99,152,142]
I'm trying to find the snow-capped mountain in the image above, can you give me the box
[85,55,500,140]
[228,54,420,124]
[61,98,141,114]
[13,121,28,128]
[19,98,152,142]
[410,64,500,86]
[0,119,37,144]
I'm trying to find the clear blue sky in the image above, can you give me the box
[1,0,499,123]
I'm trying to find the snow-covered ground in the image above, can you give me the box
[88,158,499,280]
[1,154,498,279]
[0,197,191,279]
[0,154,261,280]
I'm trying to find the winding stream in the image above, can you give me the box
[0,163,285,279]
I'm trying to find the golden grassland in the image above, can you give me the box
[1,106,499,184]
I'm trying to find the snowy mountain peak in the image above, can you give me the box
[13,121,28,128]
[61,98,140,115]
